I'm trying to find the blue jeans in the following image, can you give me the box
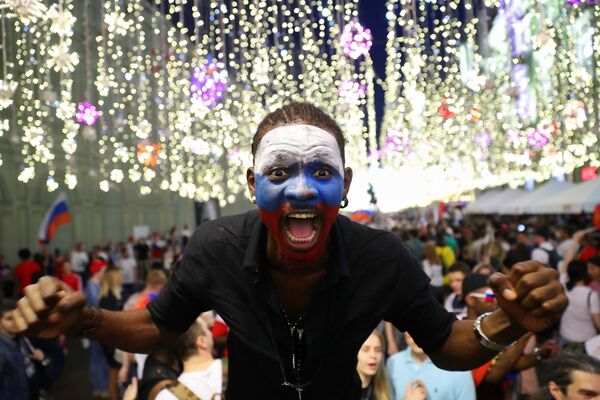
[89,341,109,392]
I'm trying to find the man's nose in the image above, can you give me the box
[284,175,317,202]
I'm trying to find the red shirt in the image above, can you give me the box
[14,260,41,294]
[61,273,81,292]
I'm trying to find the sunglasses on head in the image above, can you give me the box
[468,290,496,302]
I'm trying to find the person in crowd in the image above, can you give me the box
[532,227,560,268]
[588,255,600,297]
[443,262,470,319]
[435,231,456,269]
[422,242,444,302]
[13,102,567,399]
[149,233,166,264]
[556,225,575,259]
[0,255,12,303]
[84,260,109,398]
[70,242,89,282]
[155,317,223,400]
[534,352,600,400]
[134,238,151,281]
[116,247,137,303]
[99,267,124,400]
[14,249,41,297]
[386,331,475,400]
[473,262,494,276]
[404,229,425,262]
[59,261,82,292]
[559,260,600,352]
[483,240,505,272]
[119,269,168,382]
[200,310,229,359]
[464,274,558,400]
[0,303,45,400]
[355,331,392,400]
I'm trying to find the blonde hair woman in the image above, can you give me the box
[99,267,124,400]
[356,331,393,400]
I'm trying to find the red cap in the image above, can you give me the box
[89,259,108,275]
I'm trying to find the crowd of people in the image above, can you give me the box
[1,102,598,400]
[1,213,599,399]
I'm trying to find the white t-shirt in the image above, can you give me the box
[117,256,137,284]
[531,242,555,266]
[422,260,443,287]
[559,286,600,342]
[70,250,89,274]
[155,359,223,400]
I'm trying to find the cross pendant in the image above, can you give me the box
[296,387,303,400]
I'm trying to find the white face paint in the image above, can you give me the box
[254,124,344,174]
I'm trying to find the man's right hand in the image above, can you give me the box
[13,276,87,338]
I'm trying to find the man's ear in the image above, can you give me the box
[548,381,564,400]
[247,167,256,200]
[343,167,353,199]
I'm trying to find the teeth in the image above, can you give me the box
[288,213,317,219]
[286,230,316,243]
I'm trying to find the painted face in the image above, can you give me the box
[253,124,345,264]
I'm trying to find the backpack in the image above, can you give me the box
[538,247,562,269]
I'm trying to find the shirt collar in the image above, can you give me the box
[241,212,351,284]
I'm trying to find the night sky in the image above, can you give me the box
[359,0,389,133]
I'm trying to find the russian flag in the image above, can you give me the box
[38,193,71,246]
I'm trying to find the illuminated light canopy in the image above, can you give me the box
[564,99,587,130]
[476,131,492,148]
[136,143,161,167]
[385,127,411,152]
[47,4,75,37]
[340,20,373,59]
[0,80,18,110]
[104,10,131,36]
[528,128,550,149]
[338,79,366,105]
[190,61,228,109]
[75,102,100,125]
[47,40,79,73]
[6,0,47,23]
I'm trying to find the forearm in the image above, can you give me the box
[513,354,536,372]
[430,310,526,370]
[76,307,178,353]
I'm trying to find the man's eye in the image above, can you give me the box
[313,168,332,178]
[268,168,288,179]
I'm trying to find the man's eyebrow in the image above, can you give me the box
[577,389,599,396]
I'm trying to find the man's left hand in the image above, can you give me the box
[489,261,568,333]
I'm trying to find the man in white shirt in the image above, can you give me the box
[70,242,89,278]
[116,247,137,302]
[155,317,222,400]
[531,228,557,267]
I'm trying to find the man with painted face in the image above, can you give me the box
[12,103,567,400]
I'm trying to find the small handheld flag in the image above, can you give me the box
[38,193,71,246]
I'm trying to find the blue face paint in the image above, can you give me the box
[255,161,344,211]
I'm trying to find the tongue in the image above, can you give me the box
[288,218,314,238]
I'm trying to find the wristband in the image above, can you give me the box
[473,312,516,352]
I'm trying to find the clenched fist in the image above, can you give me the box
[489,261,568,333]
[12,276,87,338]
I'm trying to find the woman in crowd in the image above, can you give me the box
[99,267,124,400]
[356,331,392,400]
[422,242,444,302]
[559,260,600,352]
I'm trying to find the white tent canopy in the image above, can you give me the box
[464,190,502,214]
[498,180,575,215]
[477,189,527,214]
[530,178,600,214]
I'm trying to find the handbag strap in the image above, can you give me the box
[166,381,201,400]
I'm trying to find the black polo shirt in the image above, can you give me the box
[148,210,455,399]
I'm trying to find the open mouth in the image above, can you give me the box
[284,211,321,250]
